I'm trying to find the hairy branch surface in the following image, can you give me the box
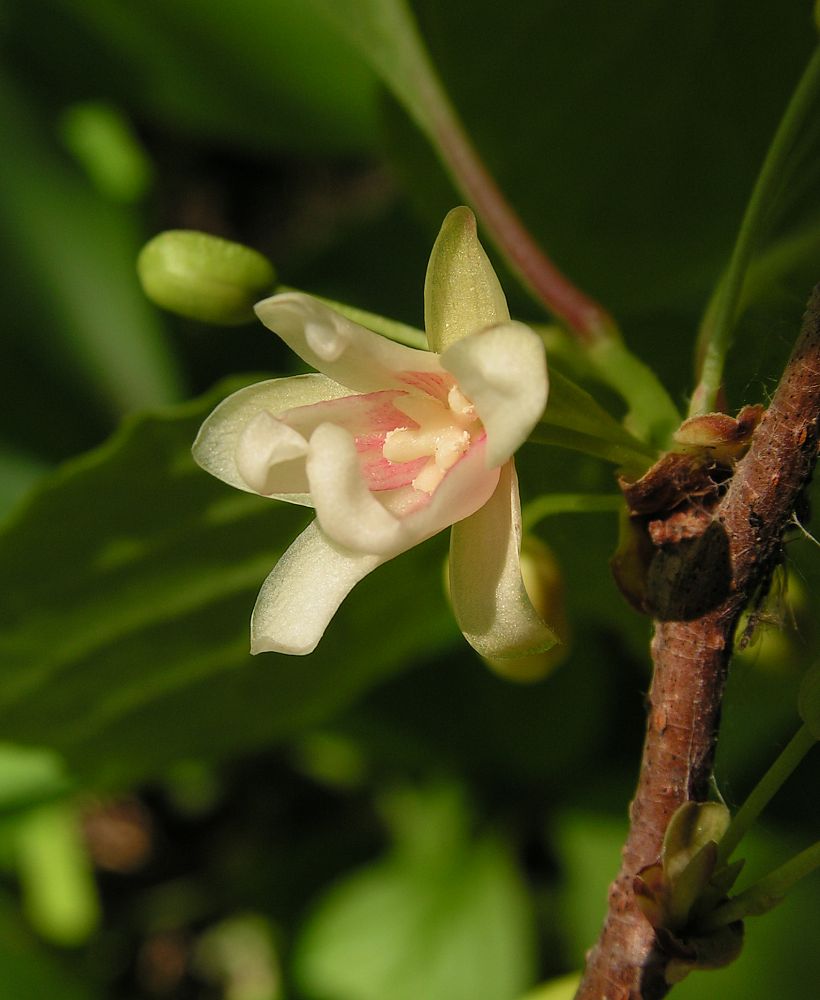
[576,287,820,999]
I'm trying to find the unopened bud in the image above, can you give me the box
[673,405,763,463]
[138,230,276,326]
[798,663,820,739]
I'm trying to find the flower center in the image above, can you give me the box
[382,385,480,494]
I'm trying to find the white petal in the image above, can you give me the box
[192,374,349,502]
[307,423,500,557]
[235,411,309,495]
[441,321,548,468]
[449,460,557,658]
[424,207,510,353]
[251,520,384,655]
[255,292,444,393]
[307,423,405,554]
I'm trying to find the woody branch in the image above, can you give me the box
[576,286,820,999]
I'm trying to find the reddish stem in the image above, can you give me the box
[430,109,617,344]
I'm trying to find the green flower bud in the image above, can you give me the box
[138,230,276,326]
[663,801,731,883]
[798,663,820,739]
[672,405,763,463]
[635,801,734,934]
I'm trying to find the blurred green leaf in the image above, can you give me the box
[0,744,71,817]
[0,891,96,1000]
[296,785,535,1000]
[60,101,153,203]
[14,803,100,946]
[305,0,444,141]
[16,0,379,154]
[0,447,49,522]
[0,72,184,426]
[0,381,455,787]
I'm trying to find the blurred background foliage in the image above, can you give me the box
[0,1,819,998]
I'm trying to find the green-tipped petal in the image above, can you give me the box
[442,321,548,468]
[449,460,558,658]
[424,207,509,353]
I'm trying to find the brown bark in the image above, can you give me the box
[576,287,820,1000]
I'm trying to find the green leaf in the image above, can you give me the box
[534,370,657,471]
[0,890,97,1000]
[0,72,183,421]
[0,745,72,818]
[305,0,445,142]
[691,44,820,414]
[23,0,379,154]
[0,447,50,523]
[295,786,535,1000]
[0,382,455,787]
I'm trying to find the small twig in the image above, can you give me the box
[576,286,820,999]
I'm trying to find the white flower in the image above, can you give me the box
[193,208,556,658]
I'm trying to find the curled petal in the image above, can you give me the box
[424,206,510,353]
[192,374,349,501]
[441,321,548,468]
[449,460,557,658]
[235,412,309,495]
[279,390,424,491]
[255,292,443,394]
[307,423,500,557]
[251,521,384,655]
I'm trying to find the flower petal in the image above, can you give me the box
[424,206,510,353]
[307,423,500,557]
[441,321,548,468]
[254,292,444,393]
[192,374,349,502]
[448,460,558,658]
[251,520,384,655]
[235,411,309,495]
